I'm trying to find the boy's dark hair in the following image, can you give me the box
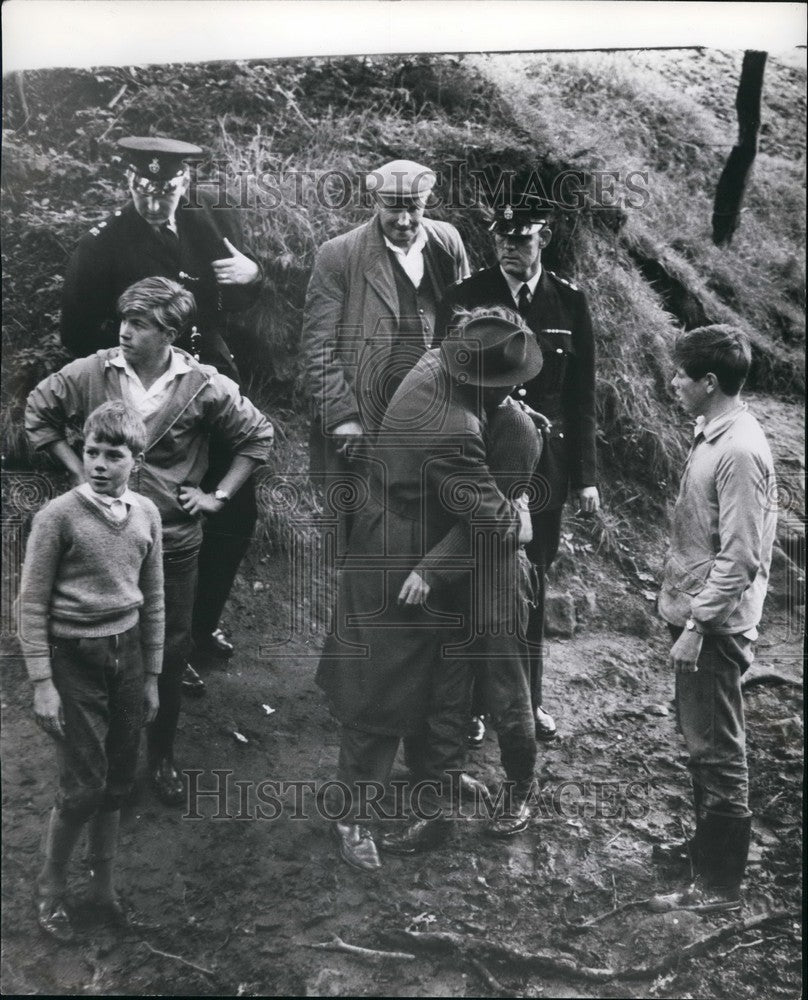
[83,401,147,455]
[116,276,196,340]
[673,324,751,396]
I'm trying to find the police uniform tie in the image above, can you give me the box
[518,283,532,318]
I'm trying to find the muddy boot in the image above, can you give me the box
[651,783,702,871]
[649,813,751,914]
[36,808,85,943]
[87,809,129,928]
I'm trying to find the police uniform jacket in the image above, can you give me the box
[60,188,263,382]
[436,265,597,510]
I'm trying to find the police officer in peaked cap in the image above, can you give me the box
[60,136,266,681]
[436,187,600,746]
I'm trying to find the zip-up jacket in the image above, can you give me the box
[25,348,274,552]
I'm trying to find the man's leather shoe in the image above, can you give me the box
[194,628,235,660]
[534,705,557,742]
[380,818,450,855]
[331,822,381,872]
[648,877,741,914]
[36,891,74,944]
[456,772,491,806]
[467,715,486,748]
[181,663,206,696]
[151,758,185,806]
[490,797,533,838]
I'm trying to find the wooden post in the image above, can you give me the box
[712,50,767,247]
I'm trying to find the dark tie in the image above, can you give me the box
[518,283,531,317]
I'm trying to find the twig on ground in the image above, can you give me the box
[107,84,128,109]
[563,898,649,931]
[309,933,415,963]
[611,873,618,910]
[390,909,793,983]
[142,941,214,977]
[717,934,787,959]
[604,830,623,848]
[467,955,515,997]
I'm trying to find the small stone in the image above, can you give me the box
[253,581,265,593]
[544,591,576,637]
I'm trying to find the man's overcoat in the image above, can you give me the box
[315,349,518,736]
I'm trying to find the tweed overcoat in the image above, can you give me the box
[302,215,469,451]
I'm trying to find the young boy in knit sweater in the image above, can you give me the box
[20,401,165,942]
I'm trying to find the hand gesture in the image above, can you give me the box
[212,237,260,286]
[33,679,65,739]
[576,486,600,515]
[669,629,703,673]
[178,486,225,517]
[332,420,364,460]
[398,571,430,606]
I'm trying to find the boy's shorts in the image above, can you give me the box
[49,624,144,818]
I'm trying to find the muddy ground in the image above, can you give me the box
[1,509,803,998]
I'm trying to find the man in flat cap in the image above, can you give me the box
[317,310,541,870]
[302,158,469,554]
[60,136,265,688]
[437,191,599,744]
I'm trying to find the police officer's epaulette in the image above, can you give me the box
[547,270,579,291]
[87,209,123,237]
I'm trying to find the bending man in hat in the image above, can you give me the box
[60,136,265,688]
[302,159,469,554]
[316,310,542,871]
[437,192,599,743]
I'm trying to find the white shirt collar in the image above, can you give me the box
[109,346,191,383]
[383,226,428,258]
[78,482,139,508]
[500,265,542,302]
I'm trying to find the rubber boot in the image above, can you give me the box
[649,812,751,914]
[652,783,703,872]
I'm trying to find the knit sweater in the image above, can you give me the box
[19,488,165,680]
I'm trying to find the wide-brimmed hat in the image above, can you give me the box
[441,315,543,388]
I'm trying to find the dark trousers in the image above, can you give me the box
[671,626,754,818]
[339,655,473,821]
[192,462,258,640]
[148,547,199,762]
[524,506,564,709]
[50,625,144,819]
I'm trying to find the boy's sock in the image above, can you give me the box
[38,807,85,896]
[87,809,121,904]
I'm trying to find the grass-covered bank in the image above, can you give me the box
[2,51,804,558]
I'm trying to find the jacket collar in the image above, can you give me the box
[363,216,455,313]
[695,401,747,443]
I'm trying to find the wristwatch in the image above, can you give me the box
[684,617,703,634]
[213,488,231,503]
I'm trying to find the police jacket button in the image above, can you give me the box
[558,432,565,439]
[556,347,564,354]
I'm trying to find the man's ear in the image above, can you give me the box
[134,451,145,469]
[704,372,718,392]
[163,326,178,345]
[538,227,552,249]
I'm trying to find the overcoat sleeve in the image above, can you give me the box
[301,241,360,432]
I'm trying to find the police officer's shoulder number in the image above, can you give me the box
[547,269,579,291]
